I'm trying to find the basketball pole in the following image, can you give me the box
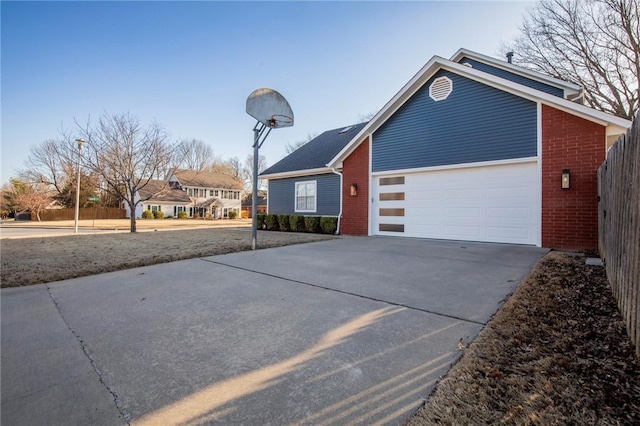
[251,126,259,250]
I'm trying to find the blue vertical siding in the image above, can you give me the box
[268,173,340,216]
[459,57,564,97]
[372,70,537,173]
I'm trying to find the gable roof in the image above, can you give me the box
[328,52,631,168]
[139,180,191,204]
[260,122,368,178]
[172,169,243,190]
[450,48,583,99]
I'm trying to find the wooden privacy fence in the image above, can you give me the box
[598,111,640,359]
[35,208,127,221]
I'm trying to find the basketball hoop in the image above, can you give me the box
[246,88,294,250]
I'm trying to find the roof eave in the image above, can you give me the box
[260,167,333,180]
[328,56,630,168]
[328,56,446,167]
[450,48,582,95]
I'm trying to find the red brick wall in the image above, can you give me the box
[542,105,605,250]
[341,137,369,235]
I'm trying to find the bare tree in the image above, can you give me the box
[76,112,176,232]
[356,110,377,122]
[209,156,244,183]
[243,154,268,192]
[504,0,639,119]
[11,179,52,221]
[285,132,319,154]
[176,138,215,171]
[21,138,76,196]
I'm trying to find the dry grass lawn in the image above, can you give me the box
[407,252,640,425]
[0,229,335,288]
[3,228,638,424]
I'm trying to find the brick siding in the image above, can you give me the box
[341,137,369,235]
[541,105,605,250]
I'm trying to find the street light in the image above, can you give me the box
[246,88,294,250]
[74,138,85,234]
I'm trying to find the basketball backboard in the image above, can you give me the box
[246,88,294,128]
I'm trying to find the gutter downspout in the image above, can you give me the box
[330,166,343,235]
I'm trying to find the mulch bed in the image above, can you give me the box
[407,251,640,425]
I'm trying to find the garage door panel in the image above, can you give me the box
[486,207,531,219]
[373,162,539,245]
[487,226,531,240]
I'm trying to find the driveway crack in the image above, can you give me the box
[200,258,486,326]
[45,284,131,424]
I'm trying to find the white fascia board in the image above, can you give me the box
[442,61,632,129]
[328,56,448,167]
[370,157,538,177]
[259,167,333,180]
[450,48,582,95]
[328,55,631,168]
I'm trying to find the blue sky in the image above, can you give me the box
[1,1,533,184]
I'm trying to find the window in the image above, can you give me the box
[210,190,214,196]
[295,181,316,212]
[214,190,219,197]
[188,188,193,196]
[223,207,228,218]
[223,190,229,199]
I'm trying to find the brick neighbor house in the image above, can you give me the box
[261,48,631,250]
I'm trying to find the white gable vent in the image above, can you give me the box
[429,76,453,101]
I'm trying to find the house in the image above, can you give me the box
[127,169,243,219]
[261,48,631,250]
[241,190,267,218]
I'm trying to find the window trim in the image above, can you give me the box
[294,180,317,213]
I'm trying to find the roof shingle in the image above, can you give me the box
[138,180,191,203]
[261,122,367,176]
[173,169,243,190]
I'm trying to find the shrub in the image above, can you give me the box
[289,215,304,232]
[304,216,320,233]
[165,215,173,219]
[141,210,154,219]
[153,210,164,219]
[205,212,213,220]
[177,211,188,219]
[265,214,279,231]
[320,216,338,234]
[256,213,266,229]
[228,210,238,220]
[279,214,291,231]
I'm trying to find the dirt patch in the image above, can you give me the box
[0,229,335,288]
[407,252,640,425]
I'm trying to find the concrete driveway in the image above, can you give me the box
[1,237,547,425]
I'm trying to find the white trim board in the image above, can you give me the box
[328,54,631,169]
[370,157,539,177]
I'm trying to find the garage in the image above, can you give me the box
[372,161,540,245]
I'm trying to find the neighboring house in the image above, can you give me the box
[127,169,243,219]
[241,190,267,218]
[261,48,631,250]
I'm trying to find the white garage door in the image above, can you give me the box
[373,162,539,245]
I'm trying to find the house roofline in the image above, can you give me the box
[328,56,631,168]
[450,48,583,95]
[260,167,334,180]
